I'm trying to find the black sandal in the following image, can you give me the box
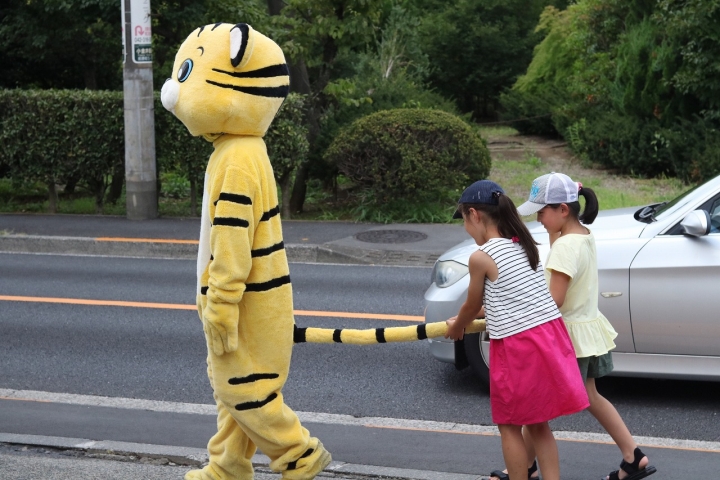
[490,459,540,480]
[605,447,657,480]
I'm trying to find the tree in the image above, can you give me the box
[416,0,563,120]
[0,0,121,90]
[263,0,427,214]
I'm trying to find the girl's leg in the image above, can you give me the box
[498,424,530,480]
[490,427,538,480]
[525,422,559,480]
[585,378,650,479]
[522,426,537,472]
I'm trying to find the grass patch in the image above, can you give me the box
[490,155,687,212]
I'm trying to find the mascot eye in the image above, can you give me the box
[177,59,193,82]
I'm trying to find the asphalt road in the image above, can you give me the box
[1,252,719,444]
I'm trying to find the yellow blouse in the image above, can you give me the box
[544,232,617,358]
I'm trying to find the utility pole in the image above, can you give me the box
[121,0,157,219]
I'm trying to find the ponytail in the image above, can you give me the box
[462,194,540,271]
[578,186,599,224]
[496,194,540,271]
[549,185,599,225]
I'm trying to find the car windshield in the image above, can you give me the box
[652,184,704,220]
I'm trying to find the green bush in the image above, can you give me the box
[324,109,491,220]
[0,89,311,215]
[662,119,720,183]
[565,111,674,177]
[0,89,124,212]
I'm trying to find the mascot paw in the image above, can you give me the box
[203,302,240,355]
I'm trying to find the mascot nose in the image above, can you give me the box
[161,79,180,112]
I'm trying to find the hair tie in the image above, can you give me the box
[492,191,502,199]
[511,236,519,243]
[577,182,583,191]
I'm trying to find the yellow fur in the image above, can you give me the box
[161,23,330,480]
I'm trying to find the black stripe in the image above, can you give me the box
[214,192,252,206]
[211,22,223,31]
[213,64,289,79]
[417,324,427,340]
[260,206,280,221]
[206,80,289,98]
[245,275,291,292]
[214,217,250,228]
[333,329,342,343]
[234,392,277,411]
[251,241,284,258]
[200,286,208,295]
[196,25,205,36]
[287,448,314,471]
[228,373,279,385]
[375,328,386,343]
[293,325,307,343]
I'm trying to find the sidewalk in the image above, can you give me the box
[0,213,471,267]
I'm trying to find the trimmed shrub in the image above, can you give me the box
[324,109,491,217]
[0,89,124,212]
[0,89,310,215]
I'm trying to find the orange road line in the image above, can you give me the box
[0,295,423,322]
[95,237,199,244]
[0,295,196,310]
[0,397,51,403]
[294,310,422,322]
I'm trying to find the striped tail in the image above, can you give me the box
[293,320,486,345]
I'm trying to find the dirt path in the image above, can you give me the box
[483,132,685,205]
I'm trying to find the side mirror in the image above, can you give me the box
[680,210,711,237]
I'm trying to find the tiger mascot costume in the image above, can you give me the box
[161,23,331,480]
[161,22,487,480]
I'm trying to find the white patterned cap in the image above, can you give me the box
[517,172,579,216]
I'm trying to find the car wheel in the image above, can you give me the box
[464,332,491,390]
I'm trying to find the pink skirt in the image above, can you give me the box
[490,318,589,425]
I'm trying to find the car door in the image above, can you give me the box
[629,195,720,356]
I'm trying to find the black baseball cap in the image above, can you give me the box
[452,180,505,219]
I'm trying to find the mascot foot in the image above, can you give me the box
[185,465,248,480]
[184,469,206,480]
[281,441,331,480]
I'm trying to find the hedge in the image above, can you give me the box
[0,89,308,213]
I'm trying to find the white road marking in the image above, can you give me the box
[1,388,718,453]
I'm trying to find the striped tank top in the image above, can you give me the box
[479,237,560,339]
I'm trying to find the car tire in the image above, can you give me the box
[464,332,491,390]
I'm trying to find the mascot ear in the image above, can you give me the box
[230,23,254,68]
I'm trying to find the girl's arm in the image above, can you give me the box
[548,269,571,308]
[445,251,489,340]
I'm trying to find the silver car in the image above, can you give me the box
[424,174,720,385]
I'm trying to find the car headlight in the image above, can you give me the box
[431,260,469,288]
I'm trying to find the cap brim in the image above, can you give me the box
[452,208,462,219]
[516,201,545,216]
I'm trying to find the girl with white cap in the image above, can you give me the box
[506,172,657,480]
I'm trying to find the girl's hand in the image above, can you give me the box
[445,317,465,341]
[477,305,486,318]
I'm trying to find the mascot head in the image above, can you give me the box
[161,23,289,139]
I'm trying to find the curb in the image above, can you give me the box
[0,433,483,480]
[0,234,441,267]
